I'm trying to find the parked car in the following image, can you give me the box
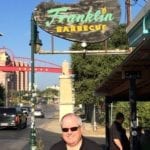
[34,109,45,118]
[0,107,27,129]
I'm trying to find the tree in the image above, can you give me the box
[71,24,128,121]
[137,102,150,128]
[71,24,128,105]
[38,87,59,103]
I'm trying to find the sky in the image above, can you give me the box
[0,0,147,90]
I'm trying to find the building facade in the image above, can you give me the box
[0,48,29,104]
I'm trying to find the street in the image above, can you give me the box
[0,103,58,150]
[0,103,105,150]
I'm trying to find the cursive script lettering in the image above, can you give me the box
[46,7,114,27]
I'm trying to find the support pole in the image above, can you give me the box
[105,97,110,150]
[30,14,37,150]
[110,102,113,125]
[129,78,137,150]
[124,71,141,150]
[93,104,97,131]
[126,0,131,25]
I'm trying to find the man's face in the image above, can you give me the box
[120,117,124,124]
[61,115,82,147]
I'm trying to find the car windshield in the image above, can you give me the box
[0,108,16,114]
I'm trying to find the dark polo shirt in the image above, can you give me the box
[110,121,130,150]
[50,136,102,150]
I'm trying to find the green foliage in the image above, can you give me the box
[108,24,128,49]
[137,102,150,128]
[110,102,150,128]
[37,87,59,103]
[39,88,58,97]
[71,24,128,105]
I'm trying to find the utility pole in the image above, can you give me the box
[29,13,42,150]
[126,0,131,25]
[30,14,37,150]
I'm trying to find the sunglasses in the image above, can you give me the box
[62,126,80,132]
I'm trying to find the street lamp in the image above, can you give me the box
[0,32,3,36]
[81,41,87,48]
[29,13,42,150]
[81,41,87,58]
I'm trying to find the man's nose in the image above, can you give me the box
[68,129,73,134]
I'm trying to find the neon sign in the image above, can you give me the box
[34,0,120,43]
[46,7,113,26]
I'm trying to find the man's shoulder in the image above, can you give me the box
[50,140,66,150]
[82,137,103,150]
[110,121,119,129]
[83,137,98,144]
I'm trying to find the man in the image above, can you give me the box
[110,112,130,150]
[50,113,102,150]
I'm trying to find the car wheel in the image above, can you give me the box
[16,123,22,130]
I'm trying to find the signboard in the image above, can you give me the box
[34,0,121,43]
[127,10,150,47]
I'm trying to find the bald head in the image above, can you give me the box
[60,113,82,127]
[60,113,83,147]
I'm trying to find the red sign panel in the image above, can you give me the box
[34,0,120,43]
